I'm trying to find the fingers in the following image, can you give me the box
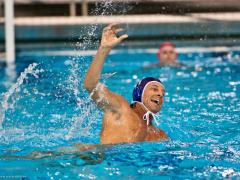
[102,24,128,45]
[103,24,126,37]
[103,23,119,31]
[117,34,128,43]
[115,28,124,33]
[104,23,125,32]
[108,23,119,29]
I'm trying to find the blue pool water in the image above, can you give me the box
[0,47,240,179]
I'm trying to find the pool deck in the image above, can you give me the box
[1,12,240,56]
[2,13,240,25]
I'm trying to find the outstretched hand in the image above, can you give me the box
[100,24,128,49]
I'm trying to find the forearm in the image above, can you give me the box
[85,24,128,93]
[84,46,111,92]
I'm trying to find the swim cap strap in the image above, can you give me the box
[143,111,151,125]
[132,101,159,126]
[143,111,159,126]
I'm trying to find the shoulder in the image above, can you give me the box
[111,92,130,108]
[149,126,168,139]
[144,126,168,142]
[104,91,130,113]
[157,128,168,140]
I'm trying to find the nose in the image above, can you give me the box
[157,92,164,98]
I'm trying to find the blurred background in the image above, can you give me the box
[1,0,240,63]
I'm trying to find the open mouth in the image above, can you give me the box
[151,99,160,105]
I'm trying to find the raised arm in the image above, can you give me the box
[84,24,128,111]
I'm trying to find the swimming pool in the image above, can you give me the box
[0,47,239,179]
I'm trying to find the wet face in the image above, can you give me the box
[159,46,177,64]
[142,82,165,113]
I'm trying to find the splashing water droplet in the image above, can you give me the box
[0,63,41,129]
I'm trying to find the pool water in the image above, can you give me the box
[0,47,240,179]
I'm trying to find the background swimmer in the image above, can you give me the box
[142,42,184,70]
[157,42,178,65]
[84,24,168,145]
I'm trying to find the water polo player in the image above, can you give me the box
[157,42,178,65]
[84,24,168,144]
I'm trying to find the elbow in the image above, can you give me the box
[84,79,94,93]
[84,81,92,93]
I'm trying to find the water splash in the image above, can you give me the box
[75,0,133,51]
[64,60,86,139]
[64,60,83,108]
[65,1,133,140]
[65,60,118,140]
[64,60,101,140]
[0,63,42,129]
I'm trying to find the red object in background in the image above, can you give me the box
[157,42,176,61]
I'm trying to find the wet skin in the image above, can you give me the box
[1,25,168,160]
[0,25,169,160]
[100,82,167,144]
[84,24,168,145]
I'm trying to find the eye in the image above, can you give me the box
[162,51,168,55]
[159,91,165,98]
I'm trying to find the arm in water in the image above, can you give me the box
[84,24,128,111]
[1,144,107,165]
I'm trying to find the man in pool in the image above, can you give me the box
[157,42,178,65]
[84,24,168,145]
[143,42,184,69]
[2,24,168,160]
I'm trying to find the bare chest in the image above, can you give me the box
[100,110,147,144]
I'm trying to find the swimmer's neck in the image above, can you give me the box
[132,103,153,125]
[159,60,177,65]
